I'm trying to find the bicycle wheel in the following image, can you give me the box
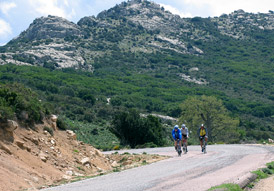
[177,141,181,156]
[203,139,207,154]
[183,142,187,154]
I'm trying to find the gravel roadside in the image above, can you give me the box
[251,175,274,191]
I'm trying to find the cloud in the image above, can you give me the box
[27,0,75,19]
[0,19,12,36]
[160,3,193,18]
[0,2,17,15]
[170,0,274,17]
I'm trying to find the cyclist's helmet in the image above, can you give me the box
[174,125,179,129]
[181,124,186,128]
[201,124,204,127]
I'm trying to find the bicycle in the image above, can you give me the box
[201,137,207,154]
[176,139,182,156]
[182,138,187,154]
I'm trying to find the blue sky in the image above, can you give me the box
[0,0,273,45]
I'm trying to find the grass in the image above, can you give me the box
[208,184,242,191]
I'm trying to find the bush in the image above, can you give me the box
[253,170,268,179]
[0,83,46,125]
[43,126,54,136]
[110,109,165,148]
[113,145,120,150]
[56,117,68,130]
[262,168,273,175]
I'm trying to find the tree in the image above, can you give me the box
[110,109,165,147]
[179,96,240,143]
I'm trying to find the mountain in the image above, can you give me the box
[0,0,273,142]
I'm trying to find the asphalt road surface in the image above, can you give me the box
[43,144,274,191]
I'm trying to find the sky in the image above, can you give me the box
[0,0,273,46]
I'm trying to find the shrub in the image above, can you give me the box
[57,117,68,130]
[252,170,268,179]
[113,145,120,150]
[110,109,165,148]
[43,126,54,136]
[0,83,46,125]
[262,168,273,175]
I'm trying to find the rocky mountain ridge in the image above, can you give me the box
[0,0,273,71]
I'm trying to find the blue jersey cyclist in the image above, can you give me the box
[172,125,182,151]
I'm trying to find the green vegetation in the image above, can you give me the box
[208,184,242,191]
[0,6,273,148]
[210,161,274,190]
[43,126,54,136]
[0,83,48,126]
[64,119,120,151]
[179,96,240,143]
[110,109,166,147]
[252,161,274,178]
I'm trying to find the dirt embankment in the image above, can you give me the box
[0,117,166,191]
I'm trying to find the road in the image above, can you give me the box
[43,144,274,191]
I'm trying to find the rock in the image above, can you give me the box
[66,130,77,140]
[50,115,58,130]
[5,120,18,132]
[50,139,56,146]
[15,140,26,150]
[39,152,48,162]
[95,150,104,157]
[268,138,274,143]
[66,171,73,176]
[74,172,84,176]
[32,177,39,183]
[43,131,51,136]
[111,161,119,167]
[62,175,71,180]
[80,157,90,165]
[235,172,258,188]
[50,115,58,122]
[31,138,39,145]
[26,146,31,152]
[0,142,12,155]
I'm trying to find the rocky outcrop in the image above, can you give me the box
[0,0,273,72]
[0,120,18,142]
[18,15,83,41]
[50,115,58,130]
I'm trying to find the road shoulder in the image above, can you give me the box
[251,175,274,191]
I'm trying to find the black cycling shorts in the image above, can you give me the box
[199,135,205,140]
[182,135,187,139]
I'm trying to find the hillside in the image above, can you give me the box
[0,0,273,145]
[0,117,166,190]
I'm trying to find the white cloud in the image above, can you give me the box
[0,19,12,36]
[160,3,193,18]
[0,2,17,15]
[64,0,69,7]
[170,0,274,17]
[27,0,73,19]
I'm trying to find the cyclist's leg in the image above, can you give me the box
[199,137,203,148]
[174,140,177,150]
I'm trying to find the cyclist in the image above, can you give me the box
[197,124,208,152]
[181,124,189,152]
[172,125,182,151]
